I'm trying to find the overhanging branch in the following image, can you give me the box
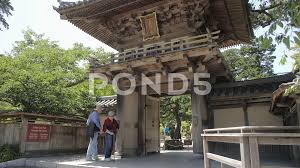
[251,3,282,13]
[66,77,88,87]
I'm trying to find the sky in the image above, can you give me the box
[0,0,295,74]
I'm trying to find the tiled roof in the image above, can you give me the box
[55,0,253,50]
[210,73,295,98]
[56,0,97,11]
[97,95,117,107]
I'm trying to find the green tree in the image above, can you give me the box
[0,29,114,115]
[249,0,300,49]
[285,45,300,95]
[160,96,191,139]
[0,0,13,30]
[223,42,276,81]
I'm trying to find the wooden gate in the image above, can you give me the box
[145,96,160,153]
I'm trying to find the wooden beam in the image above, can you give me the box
[242,103,249,126]
[240,137,251,168]
[297,98,300,126]
[204,136,240,144]
[160,52,184,62]
[109,63,128,72]
[119,71,193,88]
[249,137,260,168]
[203,137,211,168]
[186,47,210,58]
[206,153,242,168]
[131,57,157,68]
[258,137,300,145]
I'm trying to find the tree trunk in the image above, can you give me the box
[174,101,181,140]
[174,114,181,139]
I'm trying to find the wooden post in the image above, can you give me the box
[115,94,124,157]
[295,97,300,165]
[249,137,260,168]
[191,90,206,155]
[115,92,140,156]
[297,98,300,126]
[203,137,210,168]
[240,137,251,168]
[243,103,249,126]
[20,115,28,154]
[137,88,146,156]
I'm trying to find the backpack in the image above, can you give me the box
[86,122,96,139]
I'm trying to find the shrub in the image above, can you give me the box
[0,144,19,163]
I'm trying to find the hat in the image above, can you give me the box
[108,111,115,117]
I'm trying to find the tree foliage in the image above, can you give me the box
[0,29,114,115]
[249,0,300,50]
[284,45,300,95]
[160,96,191,139]
[0,0,13,30]
[223,41,276,81]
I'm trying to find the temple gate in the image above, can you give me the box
[55,0,252,156]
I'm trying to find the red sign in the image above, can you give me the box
[26,124,50,142]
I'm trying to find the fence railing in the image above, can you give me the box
[91,31,220,67]
[202,126,300,168]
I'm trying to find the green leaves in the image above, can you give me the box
[283,36,291,49]
[0,0,14,30]
[250,0,300,53]
[279,54,288,65]
[0,145,19,163]
[0,29,114,115]
[223,40,275,81]
[294,37,300,46]
[260,36,273,49]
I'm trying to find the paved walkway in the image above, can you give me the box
[6,150,296,168]
[27,151,204,168]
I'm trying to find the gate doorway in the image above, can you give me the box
[145,96,160,153]
[160,95,192,151]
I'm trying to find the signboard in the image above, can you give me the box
[26,124,50,142]
[140,12,160,41]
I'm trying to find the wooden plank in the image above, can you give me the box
[249,137,260,168]
[109,63,128,71]
[206,153,242,168]
[203,135,240,144]
[20,116,28,153]
[191,90,204,154]
[186,47,210,57]
[244,133,300,138]
[240,137,251,168]
[203,126,300,134]
[160,52,184,62]
[203,137,210,168]
[131,57,157,68]
[258,137,300,145]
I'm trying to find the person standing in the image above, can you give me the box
[86,108,101,161]
[103,111,119,161]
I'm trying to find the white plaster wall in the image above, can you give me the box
[213,108,245,128]
[248,105,283,126]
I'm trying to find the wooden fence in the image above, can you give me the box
[0,112,89,155]
[202,126,300,168]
